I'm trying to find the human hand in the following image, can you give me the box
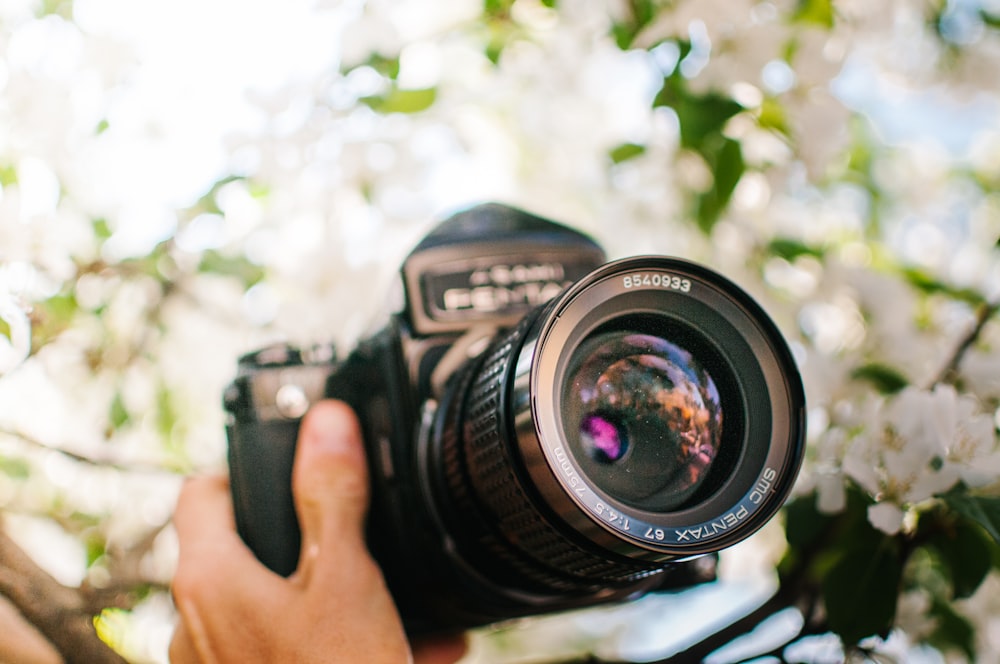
[169,400,467,664]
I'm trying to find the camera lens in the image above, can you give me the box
[563,331,723,512]
[430,256,805,599]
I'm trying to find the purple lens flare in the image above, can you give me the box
[580,413,627,463]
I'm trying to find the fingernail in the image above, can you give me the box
[302,401,363,458]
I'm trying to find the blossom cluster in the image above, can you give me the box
[839,384,1000,534]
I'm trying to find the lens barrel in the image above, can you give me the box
[432,256,805,597]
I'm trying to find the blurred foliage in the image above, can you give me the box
[653,60,746,233]
[780,484,1000,658]
[1,0,1000,662]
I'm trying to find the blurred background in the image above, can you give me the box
[1,0,1000,662]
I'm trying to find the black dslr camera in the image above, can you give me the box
[225,203,805,635]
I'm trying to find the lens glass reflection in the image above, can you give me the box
[562,330,723,511]
[580,412,628,463]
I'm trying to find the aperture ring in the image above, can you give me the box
[453,315,661,590]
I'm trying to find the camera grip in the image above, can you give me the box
[228,418,303,577]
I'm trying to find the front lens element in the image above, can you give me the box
[563,331,723,511]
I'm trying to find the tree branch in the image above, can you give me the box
[80,520,174,615]
[641,586,804,664]
[0,526,128,664]
[0,594,62,664]
[932,300,999,387]
[0,426,184,475]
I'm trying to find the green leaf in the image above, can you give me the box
[783,494,837,549]
[655,80,743,152]
[364,54,400,80]
[780,487,876,579]
[682,96,744,150]
[823,539,902,646]
[611,0,657,49]
[108,391,130,430]
[155,383,179,442]
[484,0,514,17]
[92,218,113,241]
[903,267,986,305]
[928,598,976,660]
[851,362,909,394]
[0,164,16,187]
[361,87,437,114]
[85,535,107,568]
[197,250,266,288]
[793,0,835,28]
[609,142,646,164]
[654,76,745,234]
[758,96,790,136]
[927,520,994,599]
[38,0,72,18]
[0,456,31,479]
[695,137,744,234]
[485,39,504,65]
[767,238,825,261]
[94,608,134,658]
[940,489,1000,545]
[32,292,79,348]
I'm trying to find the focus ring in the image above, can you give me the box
[454,315,659,590]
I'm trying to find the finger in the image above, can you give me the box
[412,634,469,664]
[172,476,291,662]
[172,475,280,610]
[291,400,370,573]
[173,475,252,563]
[168,621,199,663]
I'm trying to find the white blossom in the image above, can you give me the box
[842,384,1000,534]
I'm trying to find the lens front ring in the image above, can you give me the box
[514,256,805,560]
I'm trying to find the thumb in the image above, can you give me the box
[291,400,371,577]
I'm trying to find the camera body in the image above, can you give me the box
[226,203,806,634]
